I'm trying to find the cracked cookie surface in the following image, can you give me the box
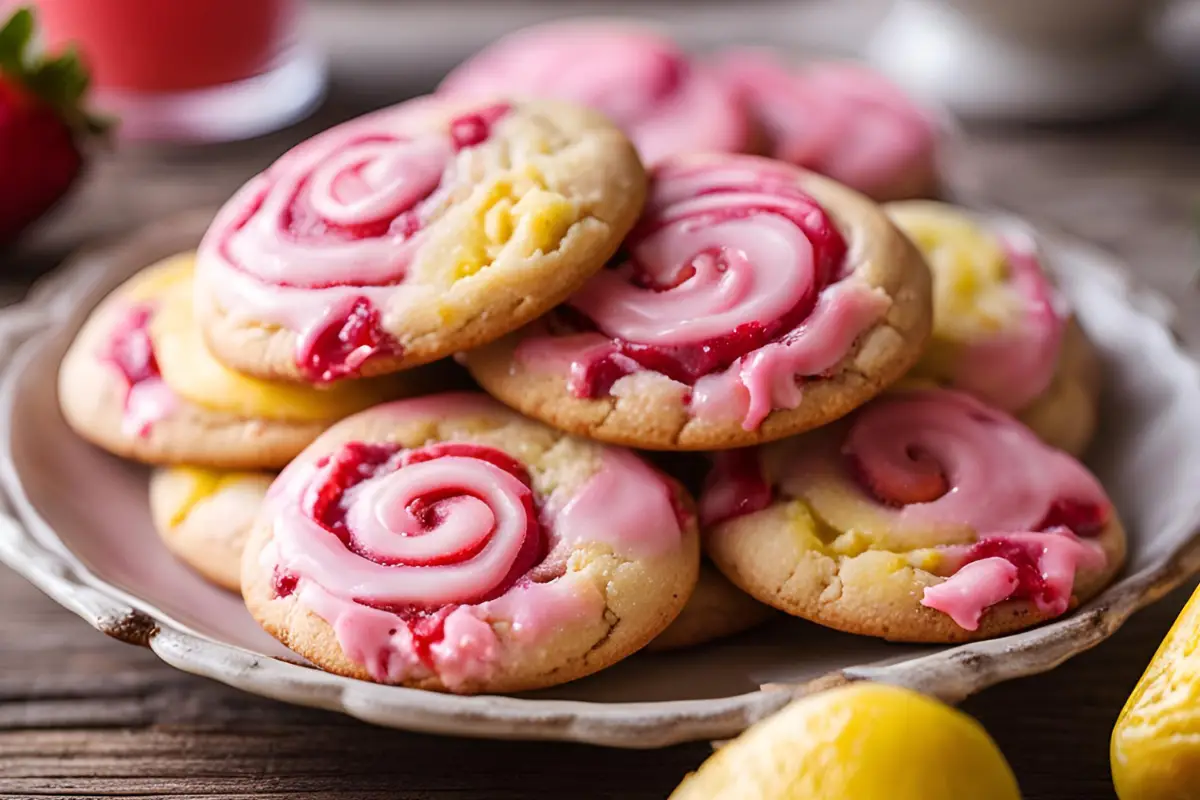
[58,254,451,469]
[195,95,646,383]
[701,388,1125,642]
[241,393,699,694]
[464,153,932,450]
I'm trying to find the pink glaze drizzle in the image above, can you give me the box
[100,303,178,437]
[919,558,1018,630]
[923,530,1106,630]
[196,99,510,380]
[705,389,1113,629]
[438,23,751,164]
[265,402,687,686]
[719,52,937,198]
[515,154,888,430]
[948,239,1067,411]
[689,279,890,430]
[555,449,684,558]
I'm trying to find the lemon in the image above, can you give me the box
[670,683,1020,800]
[1112,582,1200,800]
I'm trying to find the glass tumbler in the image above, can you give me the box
[32,0,327,142]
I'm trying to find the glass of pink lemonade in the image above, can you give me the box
[30,0,325,141]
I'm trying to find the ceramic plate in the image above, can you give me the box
[2,210,1200,748]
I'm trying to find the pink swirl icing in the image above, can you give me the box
[196,98,509,381]
[718,51,937,199]
[841,391,1108,534]
[265,401,688,688]
[277,442,543,610]
[948,237,1068,411]
[438,23,751,164]
[100,303,178,437]
[515,154,889,430]
[706,389,1112,629]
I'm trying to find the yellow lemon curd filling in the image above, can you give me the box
[888,201,1025,380]
[449,166,579,282]
[763,447,965,574]
[163,466,262,527]
[784,495,947,576]
[131,254,392,422]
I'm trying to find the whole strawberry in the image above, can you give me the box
[0,7,107,246]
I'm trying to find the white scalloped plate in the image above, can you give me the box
[2,210,1200,748]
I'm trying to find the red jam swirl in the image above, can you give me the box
[197,100,511,381]
[558,156,848,397]
[282,440,544,666]
[101,303,177,437]
[699,450,773,527]
[847,391,1110,623]
[296,296,401,383]
[105,304,159,386]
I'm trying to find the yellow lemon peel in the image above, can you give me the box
[671,682,1021,800]
[1112,582,1200,799]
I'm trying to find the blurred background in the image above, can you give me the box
[4,0,1196,279]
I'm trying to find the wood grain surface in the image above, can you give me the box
[2,2,1200,797]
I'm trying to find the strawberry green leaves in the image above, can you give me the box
[0,6,113,136]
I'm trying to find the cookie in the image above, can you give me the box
[647,562,774,651]
[464,153,933,450]
[195,95,646,384]
[241,393,700,694]
[717,51,941,202]
[639,450,773,651]
[439,21,752,165]
[701,388,1126,642]
[886,201,1101,455]
[150,466,273,591]
[1017,321,1102,457]
[59,253,449,469]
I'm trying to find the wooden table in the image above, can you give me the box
[3,3,1200,797]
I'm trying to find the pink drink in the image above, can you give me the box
[30,0,325,141]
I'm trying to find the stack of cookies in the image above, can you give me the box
[57,22,1124,695]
